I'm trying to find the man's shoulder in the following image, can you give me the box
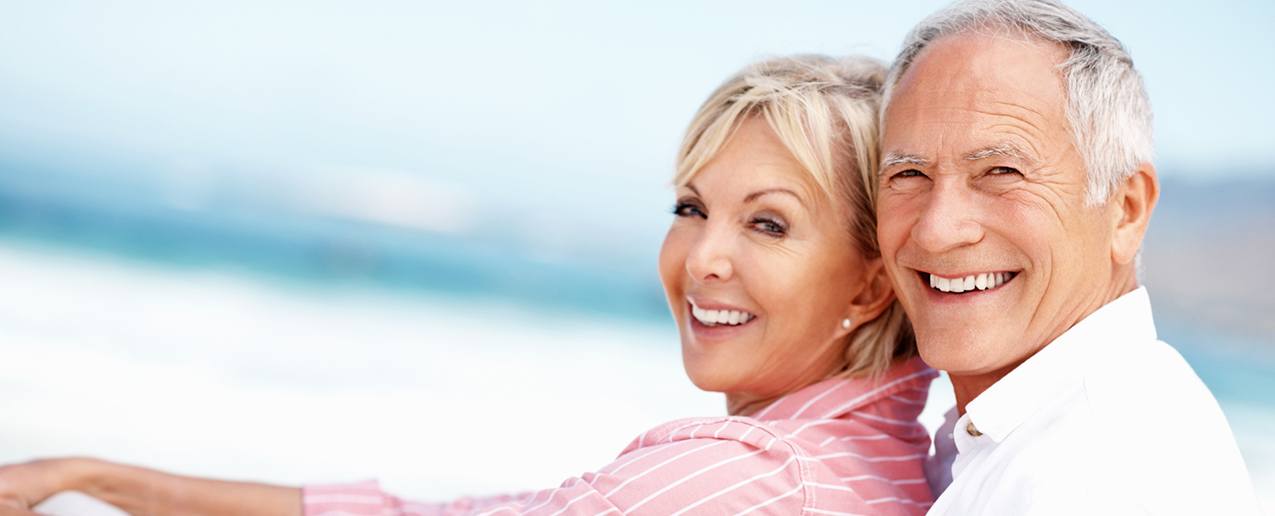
[1076,337,1243,459]
[1081,338,1223,424]
[1069,338,1260,513]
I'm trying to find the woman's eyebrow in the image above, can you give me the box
[743,188,802,204]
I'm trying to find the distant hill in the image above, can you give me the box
[1143,174,1275,348]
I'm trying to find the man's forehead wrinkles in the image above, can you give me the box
[975,108,1050,154]
[894,96,1052,133]
[987,98,1054,119]
[883,92,1064,170]
[984,102,1059,139]
[970,107,1049,132]
[984,125,1047,159]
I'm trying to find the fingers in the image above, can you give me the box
[0,460,59,510]
[0,506,39,516]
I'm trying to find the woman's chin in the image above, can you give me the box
[678,321,764,394]
[680,352,742,394]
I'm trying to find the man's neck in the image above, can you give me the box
[950,363,1019,415]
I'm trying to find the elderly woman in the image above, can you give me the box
[0,55,935,515]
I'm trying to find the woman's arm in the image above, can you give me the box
[0,458,300,516]
[4,419,812,516]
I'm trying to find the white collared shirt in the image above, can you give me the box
[926,287,1261,515]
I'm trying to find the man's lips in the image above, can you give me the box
[915,270,1020,295]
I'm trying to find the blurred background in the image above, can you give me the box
[1,0,1272,512]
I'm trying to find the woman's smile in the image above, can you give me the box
[686,298,760,343]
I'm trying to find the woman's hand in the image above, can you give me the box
[0,458,86,510]
[1,457,301,516]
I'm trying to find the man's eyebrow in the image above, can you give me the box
[743,188,802,204]
[963,142,1037,164]
[880,152,929,171]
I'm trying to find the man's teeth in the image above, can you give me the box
[691,305,755,326]
[929,272,1013,293]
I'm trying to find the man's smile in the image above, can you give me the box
[917,270,1020,294]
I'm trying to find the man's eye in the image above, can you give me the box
[672,202,706,218]
[988,166,1023,176]
[893,169,927,180]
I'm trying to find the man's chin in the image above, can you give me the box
[915,333,1004,376]
[919,337,1044,386]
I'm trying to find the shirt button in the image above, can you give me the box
[966,421,983,437]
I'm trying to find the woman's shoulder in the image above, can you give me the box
[621,415,787,455]
[607,412,928,514]
[622,359,936,455]
[570,416,808,514]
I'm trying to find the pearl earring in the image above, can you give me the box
[841,318,852,330]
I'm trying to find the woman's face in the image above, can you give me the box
[659,117,887,415]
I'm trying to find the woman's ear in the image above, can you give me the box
[837,257,895,338]
[1110,163,1160,266]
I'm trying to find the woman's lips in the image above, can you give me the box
[689,300,756,326]
[686,301,758,339]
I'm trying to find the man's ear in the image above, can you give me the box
[1111,162,1160,266]
[837,257,896,338]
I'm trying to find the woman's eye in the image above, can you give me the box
[750,217,787,236]
[672,202,706,219]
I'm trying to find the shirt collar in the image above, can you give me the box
[964,287,1157,443]
[752,356,937,421]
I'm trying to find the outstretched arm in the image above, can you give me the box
[2,421,816,516]
[0,458,300,516]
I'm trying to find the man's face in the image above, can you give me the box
[878,32,1121,378]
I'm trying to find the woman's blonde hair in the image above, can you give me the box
[673,54,915,379]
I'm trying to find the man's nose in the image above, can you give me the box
[685,223,735,282]
[910,179,984,253]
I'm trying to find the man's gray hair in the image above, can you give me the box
[882,0,1153,205]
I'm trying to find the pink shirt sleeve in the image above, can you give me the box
[303,430,810,515]
[304,360,938,515]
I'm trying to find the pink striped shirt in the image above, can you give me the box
[304,357,937,515]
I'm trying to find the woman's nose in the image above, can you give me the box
[685,225,735,282]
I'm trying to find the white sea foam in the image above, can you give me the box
[0,243,720,501]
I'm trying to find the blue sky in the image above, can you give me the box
[0,1,1271,257]
[0,1,1270,170]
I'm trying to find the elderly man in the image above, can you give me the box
[875,0,1261,514]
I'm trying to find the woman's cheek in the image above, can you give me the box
[657,229,688,288]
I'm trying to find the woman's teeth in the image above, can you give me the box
[691,305,755,326]
[929,272,1015,294]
